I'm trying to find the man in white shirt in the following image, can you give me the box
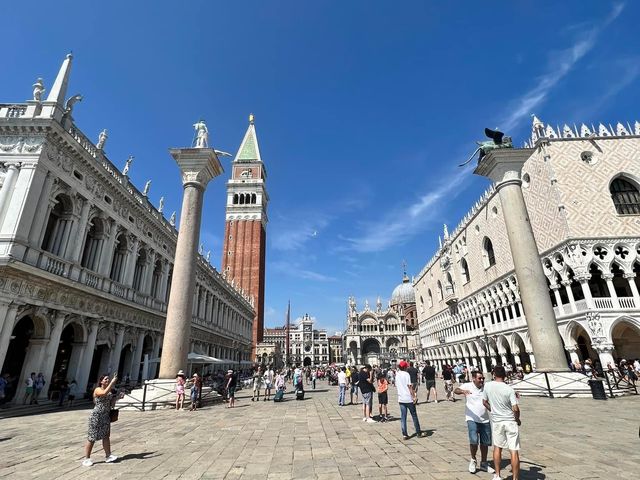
[396,360,427,440]
[482,366,521,480]
[455,371,495,475]
[263,367,275,401]
[337,367,347,406]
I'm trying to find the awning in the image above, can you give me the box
[147,353,225,364]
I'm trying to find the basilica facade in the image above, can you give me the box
[344,273,420,366]
[0,56,255,403]
[414,117,640,373]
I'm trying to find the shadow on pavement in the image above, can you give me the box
[117,451,159,462]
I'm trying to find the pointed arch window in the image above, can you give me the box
[461,257,470,283]
[437,280,443,301]
[483,237,496,268]
[427,289,433,308]
[610,177,640,215]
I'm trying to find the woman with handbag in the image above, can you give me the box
[82,373,120,467]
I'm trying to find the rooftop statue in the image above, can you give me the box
[32,78,45,102]
[459,128,512,167]
[193,119,209,148]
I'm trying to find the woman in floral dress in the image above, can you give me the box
[82,373,119,466]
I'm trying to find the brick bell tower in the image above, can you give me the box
[222,114,268,358]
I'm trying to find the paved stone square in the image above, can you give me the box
[0,381,637,479]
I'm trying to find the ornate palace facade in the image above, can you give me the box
[263,314,329,366]
[415,117,640,372]
[0,56,254,403]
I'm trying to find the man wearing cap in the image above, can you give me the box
[396,360,427,440]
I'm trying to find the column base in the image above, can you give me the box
[511,372,612,398]
[115,379,223,411]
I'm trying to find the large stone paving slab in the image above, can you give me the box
[0,381,637,479]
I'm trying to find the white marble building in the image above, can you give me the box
[0,55,254,402]
[415,117,640,373]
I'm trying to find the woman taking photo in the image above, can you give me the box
[82,373,120,466]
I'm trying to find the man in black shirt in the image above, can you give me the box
[358,365,376,422]
[422,360,438,403]
[442,365,455,401]
[407,362,419,401]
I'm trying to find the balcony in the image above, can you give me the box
[444,284,458,306]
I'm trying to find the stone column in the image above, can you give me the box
[76,320,100,392]
[150,334,162,379]
[158,144,223,379]
[624,273,640,302]
[27,170,55,248]
[480,357,488,373]
[527,351,536,370]
[109,326,126,373]
[0,302,21,371]
[594,343,616,370]
[15,338,48,402]
[40,311,67,398]
[129,329,146,383]
[565,345,580,364]
[550,284,564,315]
[0,162,21,230]
[122,237,140,287]
[602,274,619,308]
[475,149,568,372]
[67,197,91,263]
[562,280,577,313]
[578,277,594,308]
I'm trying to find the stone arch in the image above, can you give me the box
[41,193,75,255]
[610,315,640,361]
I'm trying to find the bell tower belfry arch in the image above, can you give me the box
[222,115,268,357]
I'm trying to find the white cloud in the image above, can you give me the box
[270,260,337,282]
[500,2,625,132]
[343,165,472,253]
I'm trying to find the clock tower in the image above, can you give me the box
[222,115,268,357]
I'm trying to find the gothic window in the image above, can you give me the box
[587,264,609,298]
[41,194,73,256]
[437,280,443,301]
[427,289,433,308]
[132,248,148,291]
[461,258,470,283]
[610,177,640,215]
[233,194,239,205]
[611,262,632,297]
[483,237,496,268]
[419,296,424,314]
[80,217,105,271]
[150,259,163,299]
[109,233,128,282]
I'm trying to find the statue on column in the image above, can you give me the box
[193,119,209,148]
[459,128,513,166]
[97,129,108,150]
[32,78,45,102]
[122,155,133,176]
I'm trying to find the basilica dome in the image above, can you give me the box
[390,274,416,306]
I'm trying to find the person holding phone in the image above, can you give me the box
[82,373,121,467]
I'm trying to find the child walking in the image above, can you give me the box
[377,372,390,422]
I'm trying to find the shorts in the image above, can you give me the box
[264,381,272,390]
[491,421,520,451]
[351,384,358,394]
[425,380,436,390]
[228,387,236,398]
[361,391,372,404]
[378,391,388,405]
[411,382,419,392]
[467,421,492,446]
[444,380,453,392]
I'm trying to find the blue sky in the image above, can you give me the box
[3,2,639,333]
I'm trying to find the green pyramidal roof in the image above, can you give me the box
[234,119,262,163]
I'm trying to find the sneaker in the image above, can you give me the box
[481,461,495,474]
[418,432,427,438]
[468,459,477,473]
[81,458,93,467]
[402,435,410,440]
[105,455,118,463]
[366,418,376,423]
[362,417,367,422]
[491,475,502,480]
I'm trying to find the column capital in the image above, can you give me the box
[473,147,535,185]
[564,345,578,353]
[592,342,615,354]
[623,272,636,279]
[601,274,614,281]
[549,283,561,291]
[560,280,573,287]
[169,148,223,190]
